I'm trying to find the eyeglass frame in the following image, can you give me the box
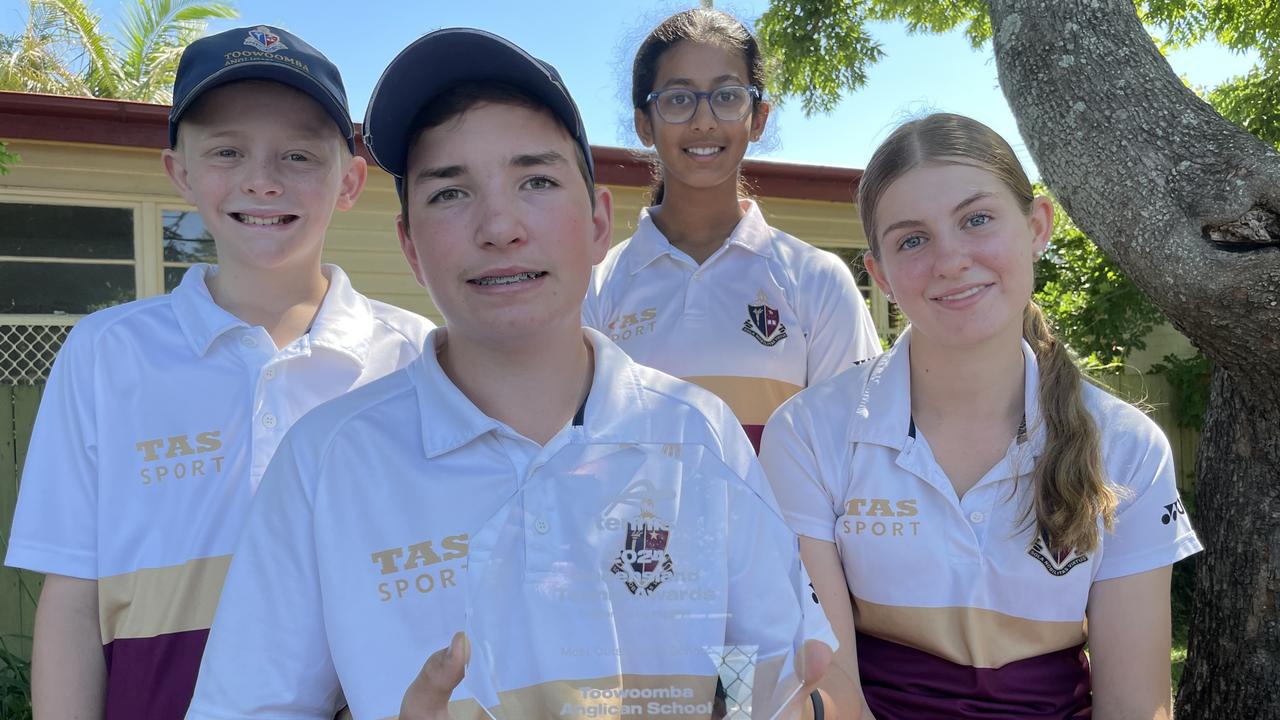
[643,85,763,124]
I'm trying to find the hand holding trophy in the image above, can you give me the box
[402,442,831,720]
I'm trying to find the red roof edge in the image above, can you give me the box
[0,91,861,202]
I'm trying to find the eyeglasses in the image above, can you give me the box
[644,85,761,124]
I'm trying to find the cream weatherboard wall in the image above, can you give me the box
[0,139,882,327]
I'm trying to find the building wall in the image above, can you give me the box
[1,139,873,327]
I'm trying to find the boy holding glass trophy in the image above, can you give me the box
[188,28,831,720]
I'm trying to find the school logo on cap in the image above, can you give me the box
[743,290,788,347]
[610,498,675,596]
[1027,530,1088,577]
[244,26,286,53]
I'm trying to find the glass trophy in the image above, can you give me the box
[462,442,815,719]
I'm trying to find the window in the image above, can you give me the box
[162,209,216,291]
[826,246,903,341]
[0,201,137,314]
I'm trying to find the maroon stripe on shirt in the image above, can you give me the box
[856,631,1092,719]
[743,424,764,453]
[102,628,209,720]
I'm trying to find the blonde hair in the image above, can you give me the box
[858,113,1117,553]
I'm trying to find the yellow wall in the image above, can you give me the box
[0,138,1194,369]
[1,139,871,327]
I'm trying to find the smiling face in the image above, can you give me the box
[397,101,612,348]
[864,162,1052,351]
[162,80,366,276]
[634,40,768,198]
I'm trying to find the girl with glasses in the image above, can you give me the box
[584,8,882,455]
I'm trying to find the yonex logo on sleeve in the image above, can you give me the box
[1161,499,1187,525]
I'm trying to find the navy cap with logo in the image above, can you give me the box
[169,25,355,152]
[363,28,594,193]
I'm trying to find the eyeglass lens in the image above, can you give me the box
[656,87,753,123]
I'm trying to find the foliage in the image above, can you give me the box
[755,1,885,115]
[1150,351,1211,430]
[0,0,238,103]
[1206,60,1280,150]
[0,143,16,175]
[1032,188,1165,369]
[758,0,1280,121]
[0,642,31,720]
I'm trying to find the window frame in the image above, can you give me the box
[159,202,215,292]
[0,189,158,318]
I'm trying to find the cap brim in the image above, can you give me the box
[363,28,582,179]
[168,62,355,152]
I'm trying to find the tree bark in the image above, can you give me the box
[1179,367,1280,716]
[985,0,1280,715]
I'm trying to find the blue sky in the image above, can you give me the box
[1,0,1259,176]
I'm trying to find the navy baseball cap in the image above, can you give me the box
[363,28,594,191]
[169,25,355,152]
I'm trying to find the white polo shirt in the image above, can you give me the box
[187,328,823,720]
[5,264,432,720]
[759,328,1202,718]
[583,200,881,450]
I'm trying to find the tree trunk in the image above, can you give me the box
[985,0,1280,715]
[1179,367,1280,716]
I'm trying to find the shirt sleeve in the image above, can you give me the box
[1093,412,1203,582]
[186,434,343,720]
[5,325,99,579]
[799,250,882,386]
[759,396,842,543]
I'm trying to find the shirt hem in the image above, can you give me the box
[1093,533,1203,582]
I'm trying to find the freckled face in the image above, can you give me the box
[864,162,1051,350]
[163,81,365,275]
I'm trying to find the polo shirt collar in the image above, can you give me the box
[171,264,374,363]
[172,264,252,356]
[411,329,505,458]
[624,199,774,276]
[305,265,375,365]
[411,327,648,458]
[849,326,1047,459]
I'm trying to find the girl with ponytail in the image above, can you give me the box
[583,8,881,453]
[759,113,1202,719]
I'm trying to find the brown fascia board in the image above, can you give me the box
[0,90,861,202]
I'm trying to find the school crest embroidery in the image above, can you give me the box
[244,26,286,52]
[610,500,675,596]
[743,290,788,346]
[1027,530,1088,577]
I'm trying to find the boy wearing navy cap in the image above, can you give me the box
[5,25,432,720]
[189,27,829,720]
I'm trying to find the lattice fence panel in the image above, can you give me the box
[0,323,74,385]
